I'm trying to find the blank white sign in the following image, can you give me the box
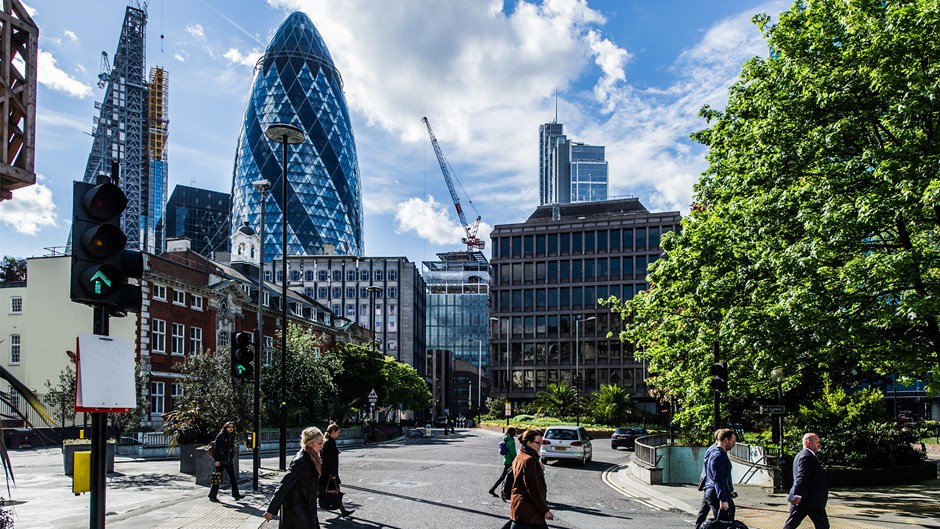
[76,334,136,410]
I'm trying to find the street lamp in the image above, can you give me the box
[771,366,785,455]
[264,122,305,471]
[575,316,596,426]
[251,178,270,491]
[468,338,482,419]
[367,285,382,421]
[489,317,510,421]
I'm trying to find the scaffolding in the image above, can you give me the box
[0,0,38,202]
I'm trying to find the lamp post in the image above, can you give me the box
[771,365,785,492]
[575,316,596,426]
[264,122,305,471]
[367,285,382,421]
[468,338,482,419]
[251,178,270,491]
[489,317,510,423]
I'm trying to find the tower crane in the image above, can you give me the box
[421,116,485,250]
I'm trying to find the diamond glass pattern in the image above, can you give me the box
[231,12,364,261]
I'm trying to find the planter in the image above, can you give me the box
[825,461,937,486]
[179,443,202,475]
[63,443,115,475]
[193,445,240,487]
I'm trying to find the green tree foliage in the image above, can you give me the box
[326,342,387,416]
[608,0,940,433]
[44,365,77,427]
[261,324,340,426]
[0,257,26,283]
[589,384,635,426]
[532,382,578,418]
[163,348,253,444]
[379,356,432,413]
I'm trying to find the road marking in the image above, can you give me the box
[601,464,663,511]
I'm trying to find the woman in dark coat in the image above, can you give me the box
[320,423,355,517]
[263,427,325,528]
[208,421,243,502]
[509,429,554,529]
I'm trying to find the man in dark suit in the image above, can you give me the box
[783,432,829,529]
[695,428,737,529]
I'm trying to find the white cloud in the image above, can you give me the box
[186,23,206,40]
[174,52,187,62]
[63,29,78,41]
[223,47,262,68]
[394,196,465,245]
[0,176,57,235]
[37,50,92,98]
[585,29,629,113]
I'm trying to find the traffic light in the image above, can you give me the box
[710,361,728,392]
[231,331,254,380]
[69,180,143,313]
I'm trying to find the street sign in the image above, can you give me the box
[398,402,404,410]
[368,388,378,403]
[762,405,786,415]
[504,401,512,417]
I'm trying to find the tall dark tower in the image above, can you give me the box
[230,11,364,261]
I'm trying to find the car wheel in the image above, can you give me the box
[580,452,587,466]
[611,444,617,450]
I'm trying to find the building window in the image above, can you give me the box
[152,284,166,301]
[332,287,341,298]
[190,327,203,354]
[388,270,398,281]
[172,289,186,306]
[276,271,283,282]
[152,319,166,353]
[9,297,22,314]
[312,346,321,357]
[346,287,356,298]
[191,295,203,311]
[170,383,183,408]
[264,270,272,281]
[305,287,315,297]
[374,270,384,281]
[332,270,341,281]
[171,323,185,355]
[359,287,368,298]
[218,331,229,348]
[8,384,18,410]
[263,292,270,306]
[332,303,341,314]
[346,304,355,317]
[305,270,314,281]
[360,270,369,281]
[360,304,368,315]
[9,335,20,364]
[347,270,356,281]
[387,287,397,298]
[150,381,165,415]
[263,336,273,366]
[318,287,328,298]
[291,270,301,282]
[318,270,328,281]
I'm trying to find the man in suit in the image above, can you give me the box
[783,433,829,529]
[695,428,738,529]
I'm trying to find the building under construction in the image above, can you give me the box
[82,4,169,253]
[0,0,37,202]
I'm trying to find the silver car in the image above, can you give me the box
[539,426,593,466]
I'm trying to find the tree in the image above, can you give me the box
[609,0,940,433]
[379,356,432,414]
[532,382,578,418]
[327,342,387,417]
[0,257,25,283]
[589,384,635,426]
[44,364,77,427]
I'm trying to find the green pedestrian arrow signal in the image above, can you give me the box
[237,364,248,375]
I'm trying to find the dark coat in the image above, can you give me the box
[319,437,341,488]
[266,449,320,529]
[509,445,550,525]
[788,448,828,510]
[704,443,734,502]
[212,430,237,464]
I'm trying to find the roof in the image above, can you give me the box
[526,198,649,224]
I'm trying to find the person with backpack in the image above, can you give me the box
[488,427,516,499]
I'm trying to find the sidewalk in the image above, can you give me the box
[605,460,940,529]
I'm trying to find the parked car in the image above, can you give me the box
[539,426,592,466]
[610,427,647,450]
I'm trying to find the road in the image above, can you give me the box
[324,429,692,529]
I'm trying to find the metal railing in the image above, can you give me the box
[634,432,669,468]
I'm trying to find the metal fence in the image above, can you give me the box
[634,432,669,467]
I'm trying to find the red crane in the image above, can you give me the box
[422,116,485,250]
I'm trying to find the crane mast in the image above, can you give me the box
[422,116,484,250]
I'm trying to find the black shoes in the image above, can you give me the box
[208,496,220,503]
[233,494,245,500]
[488,490,499,498]
[340,509,355,518]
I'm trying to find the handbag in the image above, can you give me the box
[210,471,223,485]
[318,477,342,510]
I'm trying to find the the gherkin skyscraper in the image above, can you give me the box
[231,11,364,261]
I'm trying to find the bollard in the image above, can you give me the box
[425,423,431,437]
[73,451,91,495]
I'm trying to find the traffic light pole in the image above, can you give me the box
[90,306,109,529]
[713,341,720,432]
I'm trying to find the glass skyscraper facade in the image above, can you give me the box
[165,185,232,256]
[231,11,364,262]
[538,121,608,205]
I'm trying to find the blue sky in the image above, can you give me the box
[1,0,787,265]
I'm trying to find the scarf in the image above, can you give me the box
[306,446,322,477]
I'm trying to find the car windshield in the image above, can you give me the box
[545,429,578,441]
[615,428,630,434]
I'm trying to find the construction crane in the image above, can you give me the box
[97,51,111,89]
[421,116,485,250]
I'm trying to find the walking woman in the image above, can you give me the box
[321,422,355,518]
[509,429,554,529]
[263,427,325,528]
[489,427,516,499]
[208,421,243,502]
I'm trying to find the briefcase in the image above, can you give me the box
[700,517,748,529]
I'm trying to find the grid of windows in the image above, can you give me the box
[152,319,166,353]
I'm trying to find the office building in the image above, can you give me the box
[538,121,608,205]
[164,185,232,257]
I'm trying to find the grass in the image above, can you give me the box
[917,436,939,444]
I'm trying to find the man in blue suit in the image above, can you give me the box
[783,433,829,529]
[695,428,737,529]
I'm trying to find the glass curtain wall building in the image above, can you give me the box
[423,251,491,369]
[231,11,364,261]
[165,185,232,257]
[538,121,608,205]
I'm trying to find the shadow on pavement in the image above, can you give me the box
[341,483,507,522]
[549,501,636,521]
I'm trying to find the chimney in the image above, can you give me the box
[166,238,192,252]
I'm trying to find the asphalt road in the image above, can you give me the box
[323,429,692,529]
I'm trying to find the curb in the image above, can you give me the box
[601,462,699,515]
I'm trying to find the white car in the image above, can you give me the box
[539,425,593,466]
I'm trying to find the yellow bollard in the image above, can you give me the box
[73,451,91,495]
